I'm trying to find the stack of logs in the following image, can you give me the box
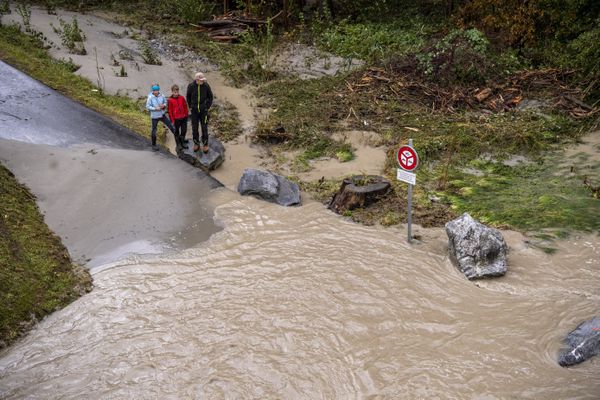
[191,12,267,42]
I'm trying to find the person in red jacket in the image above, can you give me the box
[167,84,189,149]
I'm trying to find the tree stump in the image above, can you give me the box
[328,175,391,214]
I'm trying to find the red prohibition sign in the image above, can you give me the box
[397,145,419,171]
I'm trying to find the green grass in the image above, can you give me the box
[439,156,600,233]
[0,164,92,349]
[315,19,431,61]
[0,23,150,140]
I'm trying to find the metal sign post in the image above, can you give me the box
[407,138,413,243]
[396,138,419,243]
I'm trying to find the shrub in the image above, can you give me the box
[156,0,214,24]
[415,28,492,84]
[15,2,31,31]
[0,0,10,25]
[51,17,86,55]
[564,20,600,101]
[55,57,80,72]
[315,19,429,61]
[139,40,161,65]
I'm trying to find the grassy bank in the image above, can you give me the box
[258,67,598,233]
[0,23,149,140]
[0,164,92,349]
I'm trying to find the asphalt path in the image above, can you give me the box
[0,61,225,268]
[0,61,149,149]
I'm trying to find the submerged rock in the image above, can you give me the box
[445,213,508,279]
[238,168,301,206]
[177,136,224,171]
[558,316,600,367]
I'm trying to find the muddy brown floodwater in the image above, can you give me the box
[0,191,598,399]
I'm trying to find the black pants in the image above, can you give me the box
[151,115,176,146]
[191,111,208,146]
[174,117,188,140]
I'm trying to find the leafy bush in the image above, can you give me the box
[15,2,31,31]
[156,0,214,24]
[315,19,429,61]
[51,17,86,55]
[54,57,80,72]
[564,20,600,100]
[139,40,161,65]
[456,0,600,48]
[415,28,492,84]
[0,0,10,24]
[524,17,600,101]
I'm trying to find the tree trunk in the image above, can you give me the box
[328,175,391,214]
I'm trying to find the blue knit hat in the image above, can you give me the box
[151,85,160,91]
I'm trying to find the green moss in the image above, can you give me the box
[0,164,92,349]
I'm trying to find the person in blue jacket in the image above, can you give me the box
[145,84,177,151]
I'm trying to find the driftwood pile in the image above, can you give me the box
[344,67,598,118]
[191,12,267,42]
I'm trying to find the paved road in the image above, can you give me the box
[0,61,150,149]
[0,61,226,268]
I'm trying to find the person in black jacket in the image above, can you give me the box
[186,72,214,153]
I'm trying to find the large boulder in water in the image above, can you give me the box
[238,168,301,206]
[445,213,508,279]
[177,136,224,171]
[558,316,600,367]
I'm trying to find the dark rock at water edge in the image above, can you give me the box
[328,175,390,214]
[238,168,301,206]
[445,213,508,279]
[177,136,224,171]
[558,316,600,367]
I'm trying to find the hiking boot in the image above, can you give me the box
[175,137,187,150]
[193,144,200,152]
[152,145,159,152]
[202,145,209,153]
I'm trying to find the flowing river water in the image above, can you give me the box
[1,188,599,399]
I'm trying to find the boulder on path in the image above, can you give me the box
[238,168,301,206]
[177,136,224,171]
[445,213,508,279]
[558,316,600,367]
[328,175,390,214]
